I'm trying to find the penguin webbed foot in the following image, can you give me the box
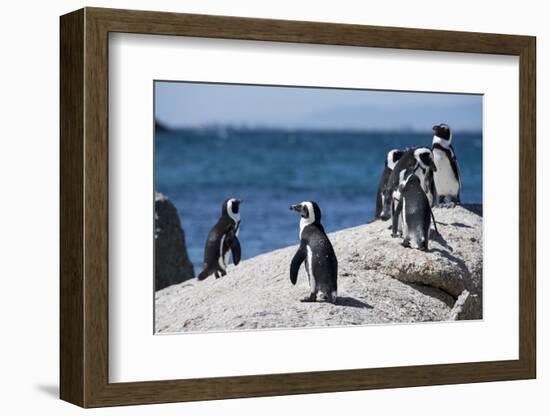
[401,238,411,248]
[439,197,459,208]
[214,269,227,279]
[449,198,460,208]
[300,293,317,303]
[319,293,337,304]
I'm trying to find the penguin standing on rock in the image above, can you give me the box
[379,147,437,223]
[412,147,438,208]
[432,123,461,207]
[375,149,405,219]
[289,201,338,303]
[393,168,437,251]
[197,198,242,280]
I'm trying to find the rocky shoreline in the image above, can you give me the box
[155,204,482,333]
[154,193,195,290]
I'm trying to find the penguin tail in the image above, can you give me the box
[197,265,212,281]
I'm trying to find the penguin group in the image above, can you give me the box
[196,123,462,304]
[376,123,461,250]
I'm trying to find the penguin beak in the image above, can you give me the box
[432,125,438,131]
[430,159,437,172]
[290,204,302,213]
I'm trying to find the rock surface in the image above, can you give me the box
[155,193,195,291]
[155,205,482,333]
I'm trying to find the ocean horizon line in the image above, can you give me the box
[155,121,482,136]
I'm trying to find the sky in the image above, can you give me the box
[155,81,483,132]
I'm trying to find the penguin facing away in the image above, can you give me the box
[432,123,461,206]
[393,169,435,251]
[375,149,405,219]
[197,198,242,281]
[412,147,438,208]
[289,201,338,303]
[379,147,437,223]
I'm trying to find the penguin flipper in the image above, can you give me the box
[426,168,437,207]
[375,190,382,218]
[290,242,306,285]
[449,145,462,187]
[428,204,439,235]
[231,237,241,265]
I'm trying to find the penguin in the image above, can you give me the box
[412,147,437,208]
[393,168,436,251]
[375,149,405,218]
[289,201,338,303]
[432,123,461,207]
[197,198,242,281]
[379,147,437,228]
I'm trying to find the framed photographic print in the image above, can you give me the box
[60,7,536,408]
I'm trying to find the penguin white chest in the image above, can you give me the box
[433,149,459,196]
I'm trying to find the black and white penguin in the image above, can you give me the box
[393,169,435,251]
[375,149,405,218]
[289,201,338,303]
[432,123,461,207]
[197,198,242,280]
[412,147,438,208]
[379,147,437,224]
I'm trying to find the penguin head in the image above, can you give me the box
[398,167,419,193]
[432,123,452,143]
[414,147,437,172]
[386,149,405,170]
[289,201,321,224]
[222,198,242,221]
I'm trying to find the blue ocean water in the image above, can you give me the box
[155,128,482,272]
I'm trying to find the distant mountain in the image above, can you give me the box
[155,119,172,132]
[299,103,483,132]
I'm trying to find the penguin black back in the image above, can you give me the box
[380,147,437,220]
[197,198,242,280]
[379,148,416,220]
[394,170,432,251]
[375,149,404,219]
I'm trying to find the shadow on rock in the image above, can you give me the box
[430,230,453,251]
[406,282,455,307]
[450,222,473,229]
[335,297,373,309]
[430,247,469,276]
